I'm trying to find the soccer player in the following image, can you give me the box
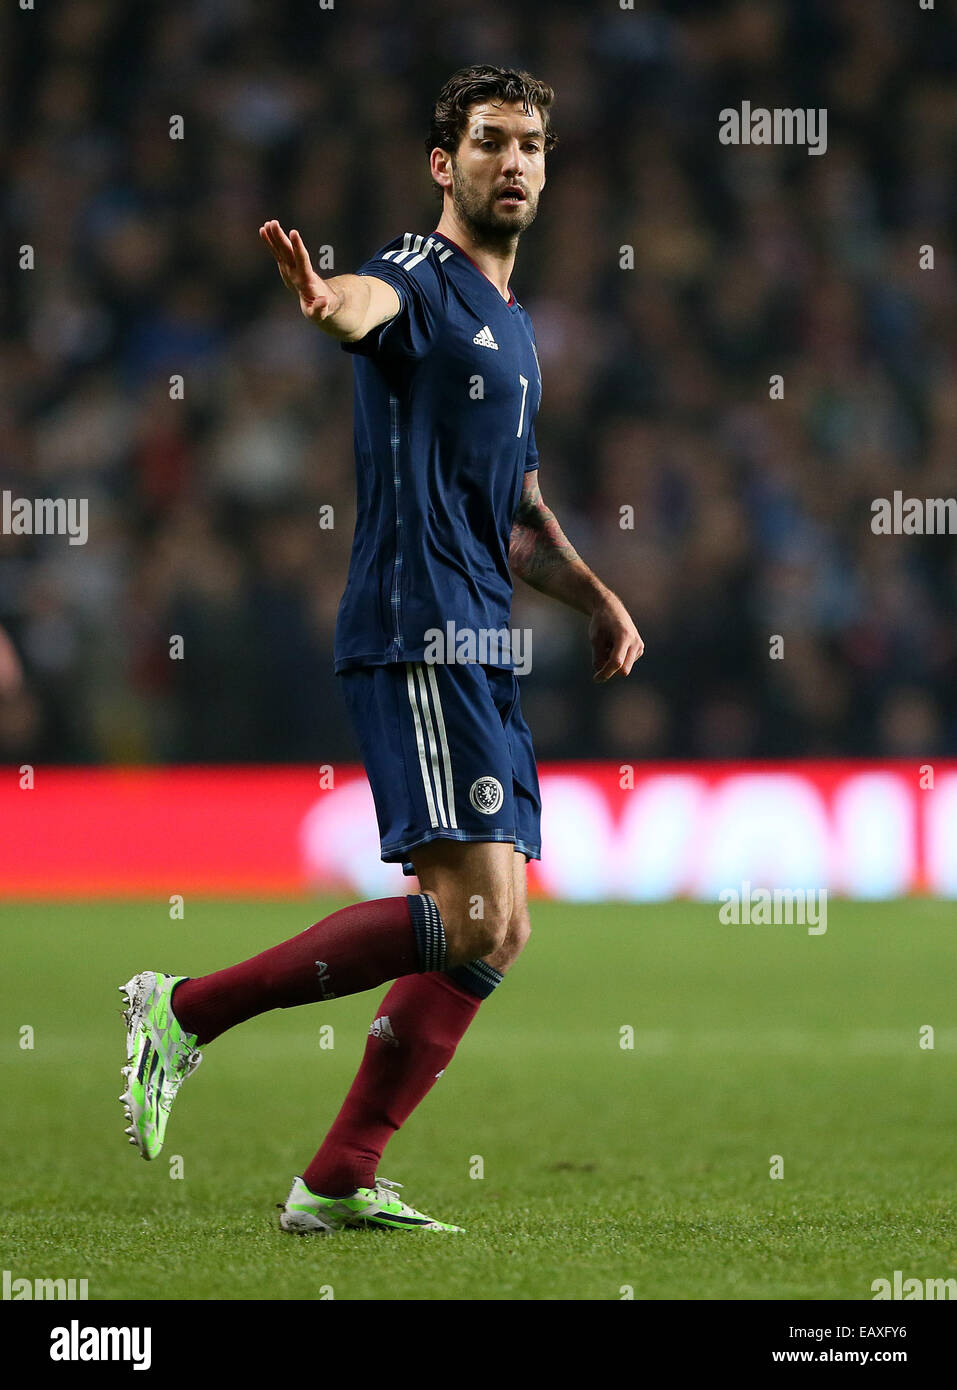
[119,65,643,1233]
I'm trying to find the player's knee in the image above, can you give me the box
[441,891,511,961]
[474,916,510,958]
[463,904,511,958]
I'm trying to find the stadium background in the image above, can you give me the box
[2,0,956,777]
[3,0,957,1312]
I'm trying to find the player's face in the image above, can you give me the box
[448,100,546,242]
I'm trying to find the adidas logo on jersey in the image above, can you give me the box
[369,1015,399,1046]
[472,325,499,350]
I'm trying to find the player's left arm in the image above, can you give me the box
[509,470,644,682]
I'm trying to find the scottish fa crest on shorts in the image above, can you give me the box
[469,776,504,816]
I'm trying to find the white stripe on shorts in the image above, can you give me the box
[406,665,440,829]
[424,663,457,828]
[414,664,448,829]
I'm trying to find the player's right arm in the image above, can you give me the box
[259,220,400,342]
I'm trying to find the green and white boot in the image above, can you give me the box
[279,1176,464,1233]
[118,971,202,1160]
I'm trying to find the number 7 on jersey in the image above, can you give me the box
[516,374,529,438]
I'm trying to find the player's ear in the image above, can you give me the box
[430,148,453,192]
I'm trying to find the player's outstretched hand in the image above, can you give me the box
[589,595,644,682]
[259,220,343,323]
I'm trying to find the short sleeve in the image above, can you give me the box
[341,251,445,362]
[524,421,539,471]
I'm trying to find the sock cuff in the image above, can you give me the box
[445,959,504,1000]
[406,893,447,972]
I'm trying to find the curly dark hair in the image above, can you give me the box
[425,64,557,196]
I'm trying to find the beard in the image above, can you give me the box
[449,160,539,247]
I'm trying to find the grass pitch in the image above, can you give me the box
[1,897,954,1300]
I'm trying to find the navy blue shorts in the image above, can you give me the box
[340,661,542,871]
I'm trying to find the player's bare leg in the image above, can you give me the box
[414,838,517,965]
[481,847,532,975]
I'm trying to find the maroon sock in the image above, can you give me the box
[172,896,433,1045]
[302,972,482,1197]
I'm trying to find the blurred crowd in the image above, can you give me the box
[2,0,956,766]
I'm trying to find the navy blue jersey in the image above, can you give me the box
[335,230,542,672]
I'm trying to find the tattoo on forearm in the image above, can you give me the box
[509,479,581,590]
